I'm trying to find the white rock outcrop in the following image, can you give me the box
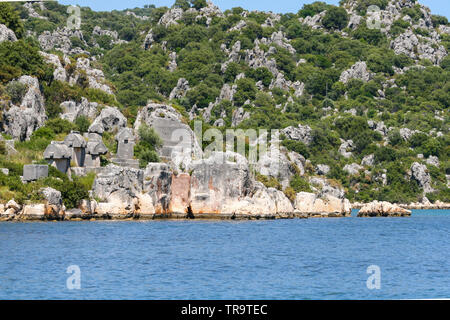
[357,201,411,217]
[339,61,373,84]
[294,192,351,217]
[2,76,47,141]
[0,24,17,42]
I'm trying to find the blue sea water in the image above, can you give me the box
[0,209,449,300]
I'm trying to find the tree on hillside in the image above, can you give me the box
[0,3,25,38]
[322,6,349,30]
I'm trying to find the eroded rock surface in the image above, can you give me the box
[358,201,411,217]
[1,76,47,141]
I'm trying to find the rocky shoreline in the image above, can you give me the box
[352,201,450,210]
[1,198,448,222]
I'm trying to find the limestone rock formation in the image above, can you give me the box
[60,97,99,122]
[69,58,114,95]
[24,2,47,20]
[390,29,447,65]
[410,162,434,193]
[143,29,154,49]
[92,26,126,45]
[1,76,47,141]
[281,124,312,145]
[339,140,354,158]
[426,156,439,167]
[357,201,411,217]
[158,8,183,27]
[361,154,375,167]
[0,24,17,42]
[40,187,65,216]
[299,11,326,29]
[90,152,297,219]
[38,27,88,55]
[39,51,68,82]
[231,107,251,127]
[90,106,127,132]
[134,103,202,171]
[169,78,190,100]
[294,192,351,217]
[343,163,363,175]
[316,164,330,176]
[339,62,373,84]
[92,164,144,211]
[309,177,345,199]
[255,146,296,189]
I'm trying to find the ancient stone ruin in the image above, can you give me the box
[84,125,108,168]
[64,131,86,167]
[22,164,48,183]
[111,127,139,169]
[43,141,72,174]
[43,127,110,176]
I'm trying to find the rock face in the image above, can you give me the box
[339,140,354,158]
[390,29,447,65]
[24,2,47,20]
[309,177,345,199]
[40,187,65,217]
[2,76,47,141]
[92,26,126,46]
[92,164,144,216]
[60,97,99,122]
[299,11,326,29]
[410,162,434,193]
[316,164,330,176]
[169,78,190,100]
[134,103,202,171]
[361,154,375,167]
[38,27,88,55]
[281,124,312,145]
[189,152,252,214]
[255,146,296,189]
[90,106,127,132]
[0,24,17,42]
[358,201,411,217]
[159,8,183,27]
[343,163,363,176]
[339,62,373,84]
[294,192,351,217]
[40,51,68,82]
[90,152,306,219]
[231,107,250,127]
[69,58,114,95]
[426,156,439,167]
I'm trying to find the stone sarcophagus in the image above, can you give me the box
[43,141,72,174]
[64,131,87,167]
[23,164,49,182]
